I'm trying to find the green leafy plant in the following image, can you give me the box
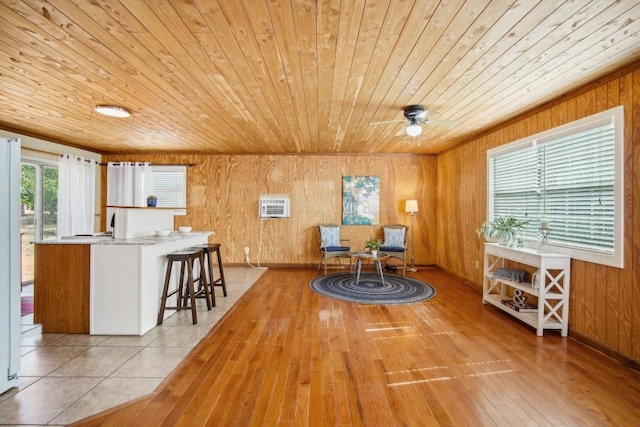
[365,238,383,251]
[476,216,529,247]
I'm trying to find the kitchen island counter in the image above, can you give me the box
[37,231,210,245]
[34,231,213,335]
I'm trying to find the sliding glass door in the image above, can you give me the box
[20,160,58,285]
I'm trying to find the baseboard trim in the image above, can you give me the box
[569,330,640,373]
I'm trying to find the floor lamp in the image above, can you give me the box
[405,200,418,272]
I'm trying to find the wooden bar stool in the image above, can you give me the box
[157,248,211,325]
[190,249,214,308]
[192,243,227,304]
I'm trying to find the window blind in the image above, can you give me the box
[492,145,540,239]
[147,166,186,208]
[490,118,616,255]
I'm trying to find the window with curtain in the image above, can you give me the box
[107,163,187,213]
[487,105,624,268]
[106,162,151,207]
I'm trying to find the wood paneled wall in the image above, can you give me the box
[101,154,437,268]
[437,70,640,364]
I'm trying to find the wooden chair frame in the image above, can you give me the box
[317,223,352,276]
[379,223,408,276]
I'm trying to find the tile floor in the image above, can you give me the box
[0,267,266,426]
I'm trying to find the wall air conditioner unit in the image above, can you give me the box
[259,195,290,218]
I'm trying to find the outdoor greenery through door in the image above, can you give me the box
[21,161,58,285]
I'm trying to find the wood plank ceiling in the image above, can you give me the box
[2,0,640,155]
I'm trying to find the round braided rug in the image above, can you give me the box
[309,273,436,305]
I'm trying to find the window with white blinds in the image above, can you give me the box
[147,165,187,209]
[487,106,624,268]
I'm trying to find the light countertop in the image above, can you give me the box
[35,231,213,246]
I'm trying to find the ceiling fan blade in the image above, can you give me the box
[395,127,407,137]
[369,119,405,125]
[423,119,458,127]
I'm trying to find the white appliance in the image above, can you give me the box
[259,195,290,218]
[0,138,21,394]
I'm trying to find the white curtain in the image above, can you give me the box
[57,154,97,238]
[106,162,151,207]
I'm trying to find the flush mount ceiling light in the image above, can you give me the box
[406,122,422,137]
[95,105,131,118]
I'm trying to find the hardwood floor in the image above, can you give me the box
[73,268,640,426]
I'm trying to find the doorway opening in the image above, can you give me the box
[21,160,58,323]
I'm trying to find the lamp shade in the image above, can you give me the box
[405,199,418,213]
[406,123,422,137]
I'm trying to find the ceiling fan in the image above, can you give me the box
[370,105,458,137]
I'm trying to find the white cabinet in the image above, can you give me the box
[482,243,571,336]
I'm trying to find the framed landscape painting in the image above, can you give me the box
[342,176,380,225]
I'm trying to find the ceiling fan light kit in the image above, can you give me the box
[95,105,131,118]
[406,123,422,137]
[404,105,427,137]
[369,104,458,137]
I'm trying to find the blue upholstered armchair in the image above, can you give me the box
[317,223,351,275]
[379,224,408,276]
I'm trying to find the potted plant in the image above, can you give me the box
[476,215,529,247]
[365,238,383,257]
[146,194,157,207]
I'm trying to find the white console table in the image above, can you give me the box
[482,243,571,336]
